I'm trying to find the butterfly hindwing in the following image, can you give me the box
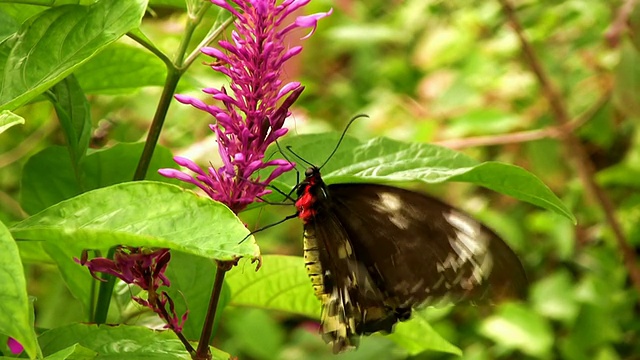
[300,177,401,353]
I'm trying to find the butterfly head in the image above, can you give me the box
[304,166,321,181]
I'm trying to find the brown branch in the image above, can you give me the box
[434,91,610,149]
[498,0,640,296]
[605,0,639,47]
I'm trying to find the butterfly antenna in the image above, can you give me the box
[276,139,301,186]
[275,138,293,165]
[285,145,315,168]
[318,114,368,170]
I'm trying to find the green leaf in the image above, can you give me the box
[388,310,461,356]
[272,134,575,222]
[0,109,24,133]
[82,143,179,189]
[44,344,97,360]
[21,146,81,216]
[41,242,94,318]
[0,221,40,359]
[0,0,148,110]
[597,162,640,189]
[48,75,91,166]
[226,255,460,356]
[0,9,19,43]
[11,181,259,260]
[164,251,231,340]
[565,304,623,350]
[479,302,553,357]
[17,241,54,264]
[531,270,579,323]
[223,308,286,360]
[75,43,167,94]
[226,255,320,319]
[20,143,178,214]
[38,324,203,359]
[449,162,574,223]
[0,4,45,25]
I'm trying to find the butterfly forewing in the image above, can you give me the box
[328,183,527,307]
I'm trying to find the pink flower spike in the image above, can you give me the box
[161,0,330,213]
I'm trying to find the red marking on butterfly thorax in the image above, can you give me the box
[296,172,321,223]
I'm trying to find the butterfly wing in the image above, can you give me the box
[303,208,395,353]
[326,183,527,315]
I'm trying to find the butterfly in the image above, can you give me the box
[294,165,527,353]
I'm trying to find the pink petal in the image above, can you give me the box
[7,338,23,355]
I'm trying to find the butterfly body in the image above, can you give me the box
[295,166,527,353]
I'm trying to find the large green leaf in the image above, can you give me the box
[226,255,320,319]
[270,134,575,222]
[225,255,460,356]
[20,143,178,215]
[0,221,40,359]
[11,181,259,260]
[38,323,231,359]
[0,0,148,110]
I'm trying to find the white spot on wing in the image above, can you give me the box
[436,210,495,288]
[372,192,410,229]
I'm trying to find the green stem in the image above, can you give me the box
[93,247,117,324]
[183,16,235,70]
[133,69,183,180]
[127,30,173,68]
[175,2,212,67]
[195,260,236,360]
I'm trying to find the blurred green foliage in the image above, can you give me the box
[1,0,639,359]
